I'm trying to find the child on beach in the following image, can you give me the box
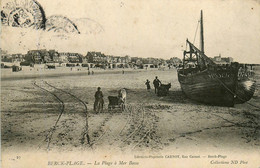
[145,79,151,91]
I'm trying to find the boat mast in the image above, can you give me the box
[200,10,204,54]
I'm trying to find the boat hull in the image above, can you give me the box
[178,70,236,106]
[235,79,256,104]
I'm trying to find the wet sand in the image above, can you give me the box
[1,68,260,156]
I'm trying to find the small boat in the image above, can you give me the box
[177,10,256,107]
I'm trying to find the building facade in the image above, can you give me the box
[212,54,234,64]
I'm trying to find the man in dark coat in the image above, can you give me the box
[153,76,161,94]
[94,87,104,113]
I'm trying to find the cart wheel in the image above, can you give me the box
[121,104,124,112]
[122,103,125,112]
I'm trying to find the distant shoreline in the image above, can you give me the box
[1,67,167,81]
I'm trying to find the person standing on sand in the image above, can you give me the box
[145,79,151,91]
[153,76,161,94]
[94,87,104,113]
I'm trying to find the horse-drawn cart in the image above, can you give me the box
[108,96,125,112]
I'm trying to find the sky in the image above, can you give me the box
[1,0,260,63]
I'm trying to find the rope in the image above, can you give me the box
[213,74,260,110]
[193,20,200,44]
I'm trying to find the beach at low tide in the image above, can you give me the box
[1,67,259,164]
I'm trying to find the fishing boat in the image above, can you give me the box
[177,10,256,107]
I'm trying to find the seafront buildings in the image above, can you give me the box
[1,48,186,69]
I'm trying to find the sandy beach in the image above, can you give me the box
[1,67,260,166]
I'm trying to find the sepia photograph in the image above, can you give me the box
[1,0,260,167]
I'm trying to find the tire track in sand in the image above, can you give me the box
[33,81,65,151]
[33,80,90,151]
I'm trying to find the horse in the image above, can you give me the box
[118,89,127,110]
[157,83,171,96]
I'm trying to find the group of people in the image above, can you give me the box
[94,76,162,113]
[145,76,161,94]
[88,70,94,75]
